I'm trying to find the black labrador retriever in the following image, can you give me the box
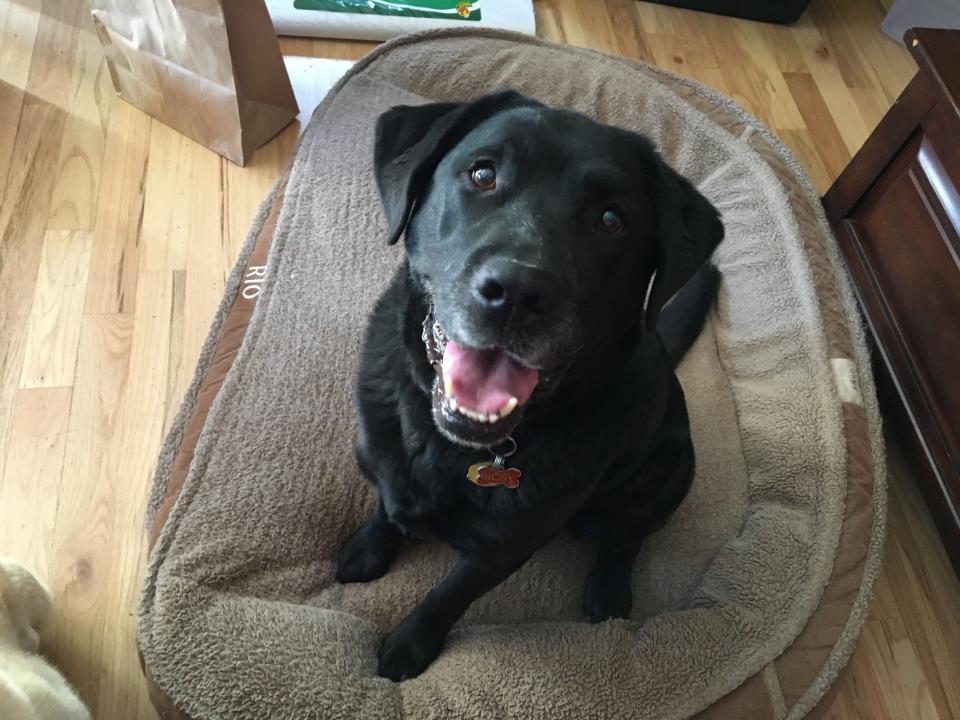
[337,90,724,681]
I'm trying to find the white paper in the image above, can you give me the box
[283,56,354,128]
[265,0,535,41]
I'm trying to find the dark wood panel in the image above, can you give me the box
[849,133,960,459]
[824,28,960,577]
[874,346,960,576]
[834,219,960,575]
[907,28,960,123]
[921,103,960,246]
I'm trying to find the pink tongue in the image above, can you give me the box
[441,341,540,414]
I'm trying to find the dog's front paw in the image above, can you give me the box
[377,617,446,681]
[336,524,398,584]
[583,560,633,623]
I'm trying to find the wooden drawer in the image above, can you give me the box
[825,28,960,574]
[852,123,960,427]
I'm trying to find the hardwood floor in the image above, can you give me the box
[0,0,957,718]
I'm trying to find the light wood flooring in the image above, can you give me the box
[0,0,957,717]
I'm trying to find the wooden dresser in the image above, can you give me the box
[823,28,960,574]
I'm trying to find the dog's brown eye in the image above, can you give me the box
[598,207,623,233]
[469,162,496,190]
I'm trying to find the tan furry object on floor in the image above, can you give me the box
[0,560,91,720]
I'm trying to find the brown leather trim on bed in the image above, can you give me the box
[690,400,875,719]
[148,177,287,553]
[140,649,195,720]
[773,404,874,704]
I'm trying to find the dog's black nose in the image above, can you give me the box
[472,260,559,324]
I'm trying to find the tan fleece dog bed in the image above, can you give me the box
[138,29,885,720]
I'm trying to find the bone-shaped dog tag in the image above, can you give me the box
[466,461,521,489]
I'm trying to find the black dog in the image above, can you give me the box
[337,90,723,681]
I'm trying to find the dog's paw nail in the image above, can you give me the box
[377,625,443,681]
[583,565,633,623]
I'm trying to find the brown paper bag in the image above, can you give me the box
[91,0,299,166]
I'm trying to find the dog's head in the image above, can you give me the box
[374,90,722,448]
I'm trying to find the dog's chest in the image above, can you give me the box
[380,444,505,536]
[380,428,607,548]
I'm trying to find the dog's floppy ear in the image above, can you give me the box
[374,90,540,245]
[645,159,724,328]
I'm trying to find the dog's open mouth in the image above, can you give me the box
[423,313,539,447]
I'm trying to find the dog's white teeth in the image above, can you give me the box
[451,403,520,423]
[449,396,522,423]
[455,405,489,423]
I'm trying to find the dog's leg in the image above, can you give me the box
[573,438,695,622]
[336,497,402,584]
[377,556,525,681]
[583,544,641,623]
